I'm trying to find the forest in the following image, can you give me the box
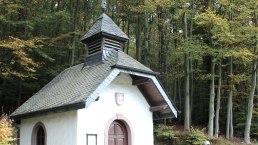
[0,0,257,144]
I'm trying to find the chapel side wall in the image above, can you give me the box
[77,73,154,145]
[20,110,77,145]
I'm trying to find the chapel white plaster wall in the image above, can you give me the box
[77,73,154,145]
[20,111,77,145]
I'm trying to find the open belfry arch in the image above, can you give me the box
[11,0,177,145]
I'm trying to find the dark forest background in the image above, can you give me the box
[0,0,257,142]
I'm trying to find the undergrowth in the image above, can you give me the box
[186,128,209,144]
[0,114,16,145]
[154,125,247,145]
[154,125,178,144]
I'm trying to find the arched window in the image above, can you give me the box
[37,126,45,145]
[32,122,47,145]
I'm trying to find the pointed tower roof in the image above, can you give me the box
[81,13,129,43]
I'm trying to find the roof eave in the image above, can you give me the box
[112,64,159,76]
[116,68,177,118]
[11,102,85,121]
[81,32,129,44]
[151,77,178,118]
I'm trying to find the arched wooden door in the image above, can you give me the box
[108,120,128,145]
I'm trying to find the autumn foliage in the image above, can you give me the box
[0,36,42,79]
[0,115,15,145]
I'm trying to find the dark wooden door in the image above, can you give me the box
[108,121,128,145]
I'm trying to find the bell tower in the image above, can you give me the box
[81,0,128,65]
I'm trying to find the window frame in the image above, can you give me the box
[31,122,47,145]
[86,134,97,145]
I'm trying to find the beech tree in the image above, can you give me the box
[244,8,257,144]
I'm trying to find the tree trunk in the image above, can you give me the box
[183,12,190,131]
[144,11,150,67]
[158,6,167,75]
[189,0,195,125]
[83,0,89,32]
[126,16,130,54]
[136,15,141,61]
[214,58,222,137]
[244,10,257,144]
[230,101,233,138]
[173,78,177,101]
[70,0,79,66]
[17,79,22,107]
[226,57,233,139]
[178,76,182,122]
[184,51,190,131]
[208,59,215,136]
[190,57,194,125]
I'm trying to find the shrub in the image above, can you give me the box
[154,125,178,144]
[0,115,16,145]
[210,137,233,145]
[187,128,209,145]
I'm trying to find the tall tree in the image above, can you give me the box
[214,57,222,137]
[208,58,215,136]
[158,5,167,75]
[183,11,190,131]
[70,0,79,66]
[226,56,234,139]
[196,5,230,137]
[143,11,151,67]
[189,0,195,126]
[244,10,257,144]
[135,14,142,61]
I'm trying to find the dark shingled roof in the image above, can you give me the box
[81,13,129,42]
[11,50,154,118]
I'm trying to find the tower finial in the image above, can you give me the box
[101,0,107,13]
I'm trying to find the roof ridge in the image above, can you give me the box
[81,13,128,43]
